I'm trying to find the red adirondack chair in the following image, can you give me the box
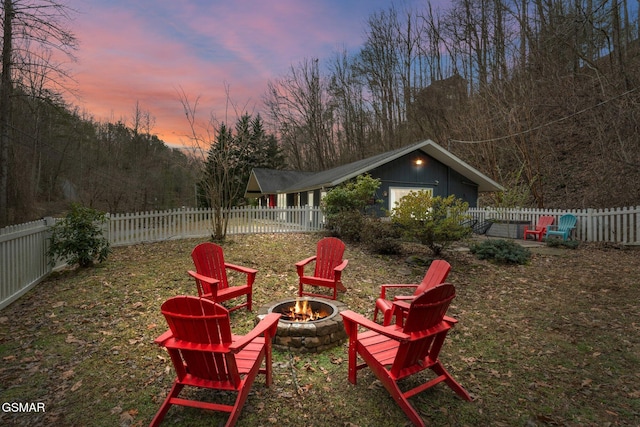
[296,237,348,300]
[373,259,451,326]
[150,296,281,427]
[188,242,257,312]
[342,283,472,427]
[523,215,554,241]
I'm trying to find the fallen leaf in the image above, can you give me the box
[119,411,134,426]
[66,334,86,345]
[70,380,82,392]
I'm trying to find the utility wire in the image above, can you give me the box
[448,87,639,144]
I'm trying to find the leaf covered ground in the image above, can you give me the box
[0,233,639,426]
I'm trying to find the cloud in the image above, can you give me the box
[66,0,426,146]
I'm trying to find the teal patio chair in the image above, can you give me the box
[545,214,577,241]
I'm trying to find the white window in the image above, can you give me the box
[389,187,433,210]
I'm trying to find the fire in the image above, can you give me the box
[283,299,327,322]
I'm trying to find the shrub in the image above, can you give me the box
[321,174,381,241]
[326,210,364,242]
[360,218,403,254]
[47,204,111,268]
[470,239,531,264]
[391,191,471,256]
[545,238,580,249]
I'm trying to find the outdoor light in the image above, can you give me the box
[415,159,423,166]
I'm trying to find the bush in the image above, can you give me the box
[326,210,364,242]
[391,192,471,256]
[470,239,531,264]
[360,218,403,254]
[321,174,381,241]
[48,204,111,268]
[545,238,580,249]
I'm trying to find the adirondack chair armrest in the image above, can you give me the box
[443,315,458,324]
[295,256,317,275]
[391,300,411,326]
[225,263,258,276]
[341,310,409,341]
[225,263,258,287]
[334,259,349,273]
[333,259,349,280]
[393,294,417,302]
[187,270,220,298]
[229,313,281,352]
[187,270,220,286]
[379,284,418,299]
[155,329,174,346]
[546,225,559,231]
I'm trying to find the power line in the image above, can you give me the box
[448,87,639,144]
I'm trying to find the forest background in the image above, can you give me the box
[1,0,639,228]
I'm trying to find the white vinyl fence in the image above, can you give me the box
[107,206,324,246]
[0,206,323,310]
[0,218,55,311]
[468,206,640,244]
[2,205,639,310]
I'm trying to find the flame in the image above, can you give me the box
[283,299,326,322]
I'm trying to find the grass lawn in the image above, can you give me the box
[1,233,639,426]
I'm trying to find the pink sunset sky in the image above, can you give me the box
[65,0,433,148]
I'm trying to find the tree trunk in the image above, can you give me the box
[0,0,14,225]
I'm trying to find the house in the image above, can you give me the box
[244,140,503,212]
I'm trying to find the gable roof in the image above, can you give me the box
[245,168,314,196]
[245,140,503,197]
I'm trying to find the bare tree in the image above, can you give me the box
[264,57,335,171]
[0,0,77,226]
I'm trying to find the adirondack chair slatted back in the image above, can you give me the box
[160,297,239,385]
[414,260,451,296]
[538,216,555,229]
[192,243,229,292]
[546,214,577,240]
[390,284,456,379]
[402,283,456,333]
[557,214,577,231]
[524,215,555,241]
[314,237,345,280]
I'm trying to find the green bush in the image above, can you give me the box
[47,204,111,268]
[360,218,403,254]
[470,239,531,264]
[321,174,381,241]
[545,238,580,249]
[326,209,364,242]
[391,191,471,256]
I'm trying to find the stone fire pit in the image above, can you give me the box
[256,297,348,353]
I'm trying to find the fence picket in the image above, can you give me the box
[3,204,640,310]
